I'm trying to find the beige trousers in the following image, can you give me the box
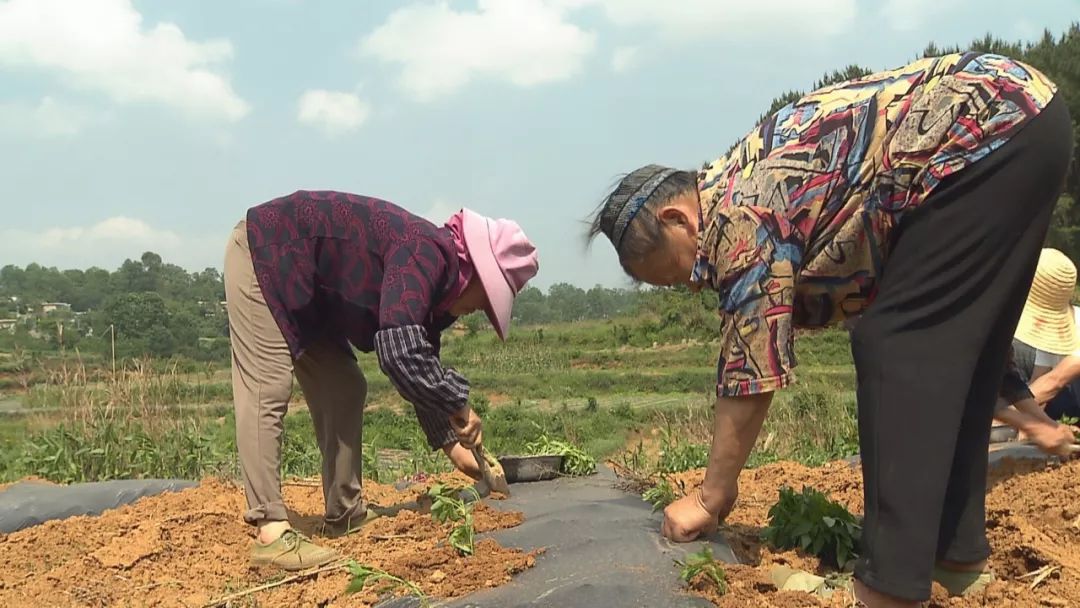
[224,221,366,526]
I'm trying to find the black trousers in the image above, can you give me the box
[851,95,1073,601]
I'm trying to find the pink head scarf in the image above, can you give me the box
[436,211,475,313]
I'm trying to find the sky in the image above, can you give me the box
[0,0,1077,289]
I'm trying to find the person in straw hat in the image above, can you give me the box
[586,51,1072,606]
[1007,249,1080,420]
[224,190,539,570]
[991,348,1078,457]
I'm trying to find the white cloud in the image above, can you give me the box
[0,96,99,137]
[360,0,596,101]
[32,217,181,250]
[297,90,371,136]
[0,0,249,121]
[0,217,232,271]
[582,0,858,39]
[0,217,204,271]
[610,46,638,73]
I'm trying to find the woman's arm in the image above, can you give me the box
[1028,356,1080,404]
[661,392,773,542]
[994,396,1078,456]
[373,241,481,447]
[700,392,774,512]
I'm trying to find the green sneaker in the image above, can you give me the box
[932,565,994,596]
[251,529,339,571]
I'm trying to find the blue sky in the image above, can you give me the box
[0,0,1077,289]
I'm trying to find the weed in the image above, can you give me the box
[656,429,709,474]
[763,486,861,569]
[642,477,682,512]
[344,561,428,605]
[525,433,596,476]
[675,545,728,595]
[620,440,648,473]
[586,396,599,412]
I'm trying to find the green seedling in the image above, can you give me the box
[344,560,428,605]
[763,486,861,569]
[526,433,596,476]
[675,545,728,596]
[642,477,684,512]
[427,483,480,556]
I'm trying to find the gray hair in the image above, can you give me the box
[586,164,698,279]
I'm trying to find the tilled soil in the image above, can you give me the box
[3,457,1075,607]
[670,457,1080,607]
[0,475,533,607]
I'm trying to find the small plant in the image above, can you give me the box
[586,396,599,413]
[620,440,648,473]
[675,545,728,595]
[763,486,861,569]
[526,434,596,476]
[427,483,480,556]
[344,561,428,605]
[656,429,709,474]
[642,477,681,512]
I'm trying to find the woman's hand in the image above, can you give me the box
[1026,422,1080,457]
[449,405,483,449]
[660,486,736,542]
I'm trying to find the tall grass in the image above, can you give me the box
[1,321,862,484]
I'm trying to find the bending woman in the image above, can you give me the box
[225,190,538,570]
[587,53,1071,607]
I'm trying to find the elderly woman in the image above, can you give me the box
[225,190,538,570]
[588,53,1071,607]
[993,249,1080,450]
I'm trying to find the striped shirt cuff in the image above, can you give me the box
[375,325,469,417]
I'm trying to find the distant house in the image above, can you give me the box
[39,302,72,315]
[0,318,17,333]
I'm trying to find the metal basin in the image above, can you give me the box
[498,454,564,483]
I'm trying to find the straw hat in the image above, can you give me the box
[1014,248,1080,355]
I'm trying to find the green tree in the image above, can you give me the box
[547,283,589,322]
[102,292,171,341]
[512,286,549,324]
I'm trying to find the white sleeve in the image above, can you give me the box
[1035,349,1063,368]
[1073,306,1080,356]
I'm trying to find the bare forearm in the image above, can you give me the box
[994,404,1037,433]
[1030,374,1066,404]
[1013,396,1058,427]
[700,392,774,511]
[1030,356,1080,403]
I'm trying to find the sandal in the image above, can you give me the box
[932,564,994,597]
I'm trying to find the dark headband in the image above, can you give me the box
[604,167,678,250]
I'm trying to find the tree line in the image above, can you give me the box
[0,251,659,359]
